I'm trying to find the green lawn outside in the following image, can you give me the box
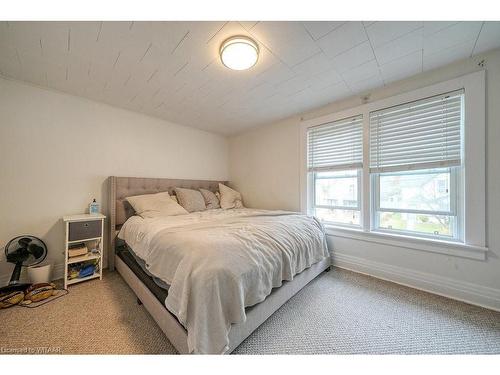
[380,212,452,236]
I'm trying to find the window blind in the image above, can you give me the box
[369,90,463,173]
[307,115,363,172]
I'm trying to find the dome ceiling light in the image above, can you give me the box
[219,36,259,71]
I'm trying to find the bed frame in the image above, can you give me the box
[109,176,331,354]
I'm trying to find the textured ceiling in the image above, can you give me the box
[1,21,499,135]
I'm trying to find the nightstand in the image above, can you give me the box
[62,214,105,289]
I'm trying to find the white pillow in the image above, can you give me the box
[126,191,188,218]
[218,183,244,209]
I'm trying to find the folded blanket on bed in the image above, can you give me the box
[118,208,329,354]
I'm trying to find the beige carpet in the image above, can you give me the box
[1,268,499,354]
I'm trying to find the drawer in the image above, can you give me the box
[68,220,102,241]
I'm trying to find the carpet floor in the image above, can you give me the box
[1,268,499,354]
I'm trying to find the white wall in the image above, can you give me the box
[0,77,228,283]
[230,48,500,310]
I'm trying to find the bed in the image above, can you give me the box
[108,176,331,354]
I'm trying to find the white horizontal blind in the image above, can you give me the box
[369,90,463,173]
[307,115,363,172]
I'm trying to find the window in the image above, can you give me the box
[314,169,361,225]
[302,72,486,256]
[369,90,463,240]
[373,168,459,239]
[307,115,363,226]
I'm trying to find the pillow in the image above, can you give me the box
[218,183,244,209]
[126,191,188,218]
[199,188,221,209]
[174,187,207,212]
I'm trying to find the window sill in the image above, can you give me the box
[324,225,488,261]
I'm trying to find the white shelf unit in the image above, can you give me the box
[63,213,105,289]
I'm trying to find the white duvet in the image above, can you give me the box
[118,208,329,354]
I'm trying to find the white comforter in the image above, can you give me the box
[118,208,329,354]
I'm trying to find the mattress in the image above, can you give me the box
[116,242,168,304]
[117,209,329,353]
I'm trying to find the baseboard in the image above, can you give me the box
[333,252,500,312]
[0,263,65,286]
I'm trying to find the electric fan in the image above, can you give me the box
[1,235,47,293]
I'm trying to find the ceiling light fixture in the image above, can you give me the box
[219,36,259,71]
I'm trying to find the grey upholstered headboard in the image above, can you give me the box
[108,176,227,270]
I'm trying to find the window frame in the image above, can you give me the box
[299,71,487,259]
